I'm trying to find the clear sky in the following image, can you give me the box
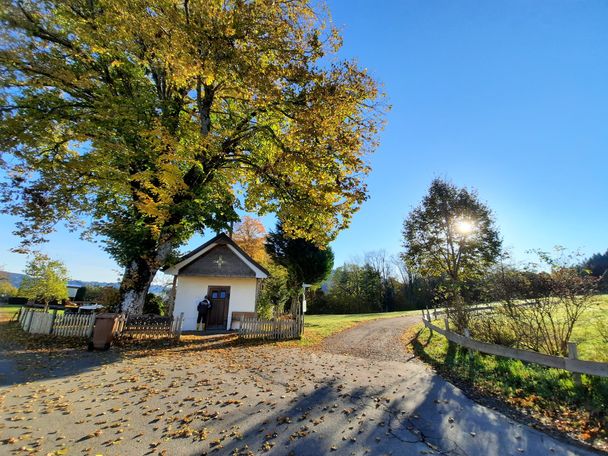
[1,0,607,282]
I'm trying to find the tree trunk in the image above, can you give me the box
[119,241,173,314]
[118,259,158,315]
[290,293,299,316]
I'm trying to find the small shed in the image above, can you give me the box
[164,233,269,331]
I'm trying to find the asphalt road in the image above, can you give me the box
[321,315,600,456]
[0,317,601,456]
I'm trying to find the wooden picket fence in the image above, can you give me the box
[17,307,183,341]
[116,313,184,340]
[238,316,303,341]
[18,307,95,337]
[52,313,97,337]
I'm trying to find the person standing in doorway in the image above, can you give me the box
[196,295,212,331]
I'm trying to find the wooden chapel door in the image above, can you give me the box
[207,286,230,329]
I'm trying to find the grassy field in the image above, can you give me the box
[0,305,22,321]
[0,305,68,322]
[408,294,608,449]
[298,309,420,346]
[571,294,608,361]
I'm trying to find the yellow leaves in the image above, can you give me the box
[3,0,384,263]
[90,45,108,55]
[49,449,68,455]
[260,440,274,452]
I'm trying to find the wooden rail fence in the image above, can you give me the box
[422,316,608,378]
[239,316,302,341]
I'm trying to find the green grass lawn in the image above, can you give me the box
[298,309,420,346]
[408,295,608,449]
[572,294,608,361]
[0,305,22,320]
[0,305,67,321]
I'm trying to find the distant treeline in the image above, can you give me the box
[305,248,608,315]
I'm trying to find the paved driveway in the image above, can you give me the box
[0,318,600,455]
[323,315,600,456]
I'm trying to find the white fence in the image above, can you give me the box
[17,308,184,340]
[239,316,303,341]
[18,308,95,338]
[422,315,608,378]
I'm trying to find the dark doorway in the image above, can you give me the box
[207,286,230,329]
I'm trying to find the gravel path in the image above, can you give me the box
[322,315,421,362]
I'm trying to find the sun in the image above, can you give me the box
[454,219,476,235]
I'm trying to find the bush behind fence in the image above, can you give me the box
[422,313,608,378]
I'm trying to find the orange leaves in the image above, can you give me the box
[232,216,268,264]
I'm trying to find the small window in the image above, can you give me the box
[212,291,218,298]
[220,291,226,298]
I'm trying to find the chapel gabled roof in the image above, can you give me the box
[163,233,269,278]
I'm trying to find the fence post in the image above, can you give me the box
[86,314,96,338]
[49,310,57,335]
[19,308,26,327]
[176,312,184,339]
[464,328,475,360]
[444,317,450,332]
[26,309,35,333]
[567,342,582,386]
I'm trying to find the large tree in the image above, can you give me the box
[266,223,334,314]
[325,263,383,314]
[0,0,385,313]
[402,178,501,330]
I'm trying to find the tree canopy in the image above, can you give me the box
[266,223,334,312]
[402,179,501,283]
[0,0,385,313]
[232,216,268,264]
[18,253,69,307]
[402,179,501,328]
[0,271,17,300]
[581,249,608,278]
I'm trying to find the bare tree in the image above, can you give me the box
[391,254,410,285]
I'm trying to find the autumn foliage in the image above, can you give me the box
[0,1,385,313]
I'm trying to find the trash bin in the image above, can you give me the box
[88,313,119,350]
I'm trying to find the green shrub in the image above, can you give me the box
[143,293,166,315]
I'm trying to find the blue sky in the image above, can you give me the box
[1,0,607,282]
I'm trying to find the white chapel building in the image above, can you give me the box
[164,233,268,331]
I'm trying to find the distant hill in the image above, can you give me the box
[0,271,167,294]
[0,271,26,289]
